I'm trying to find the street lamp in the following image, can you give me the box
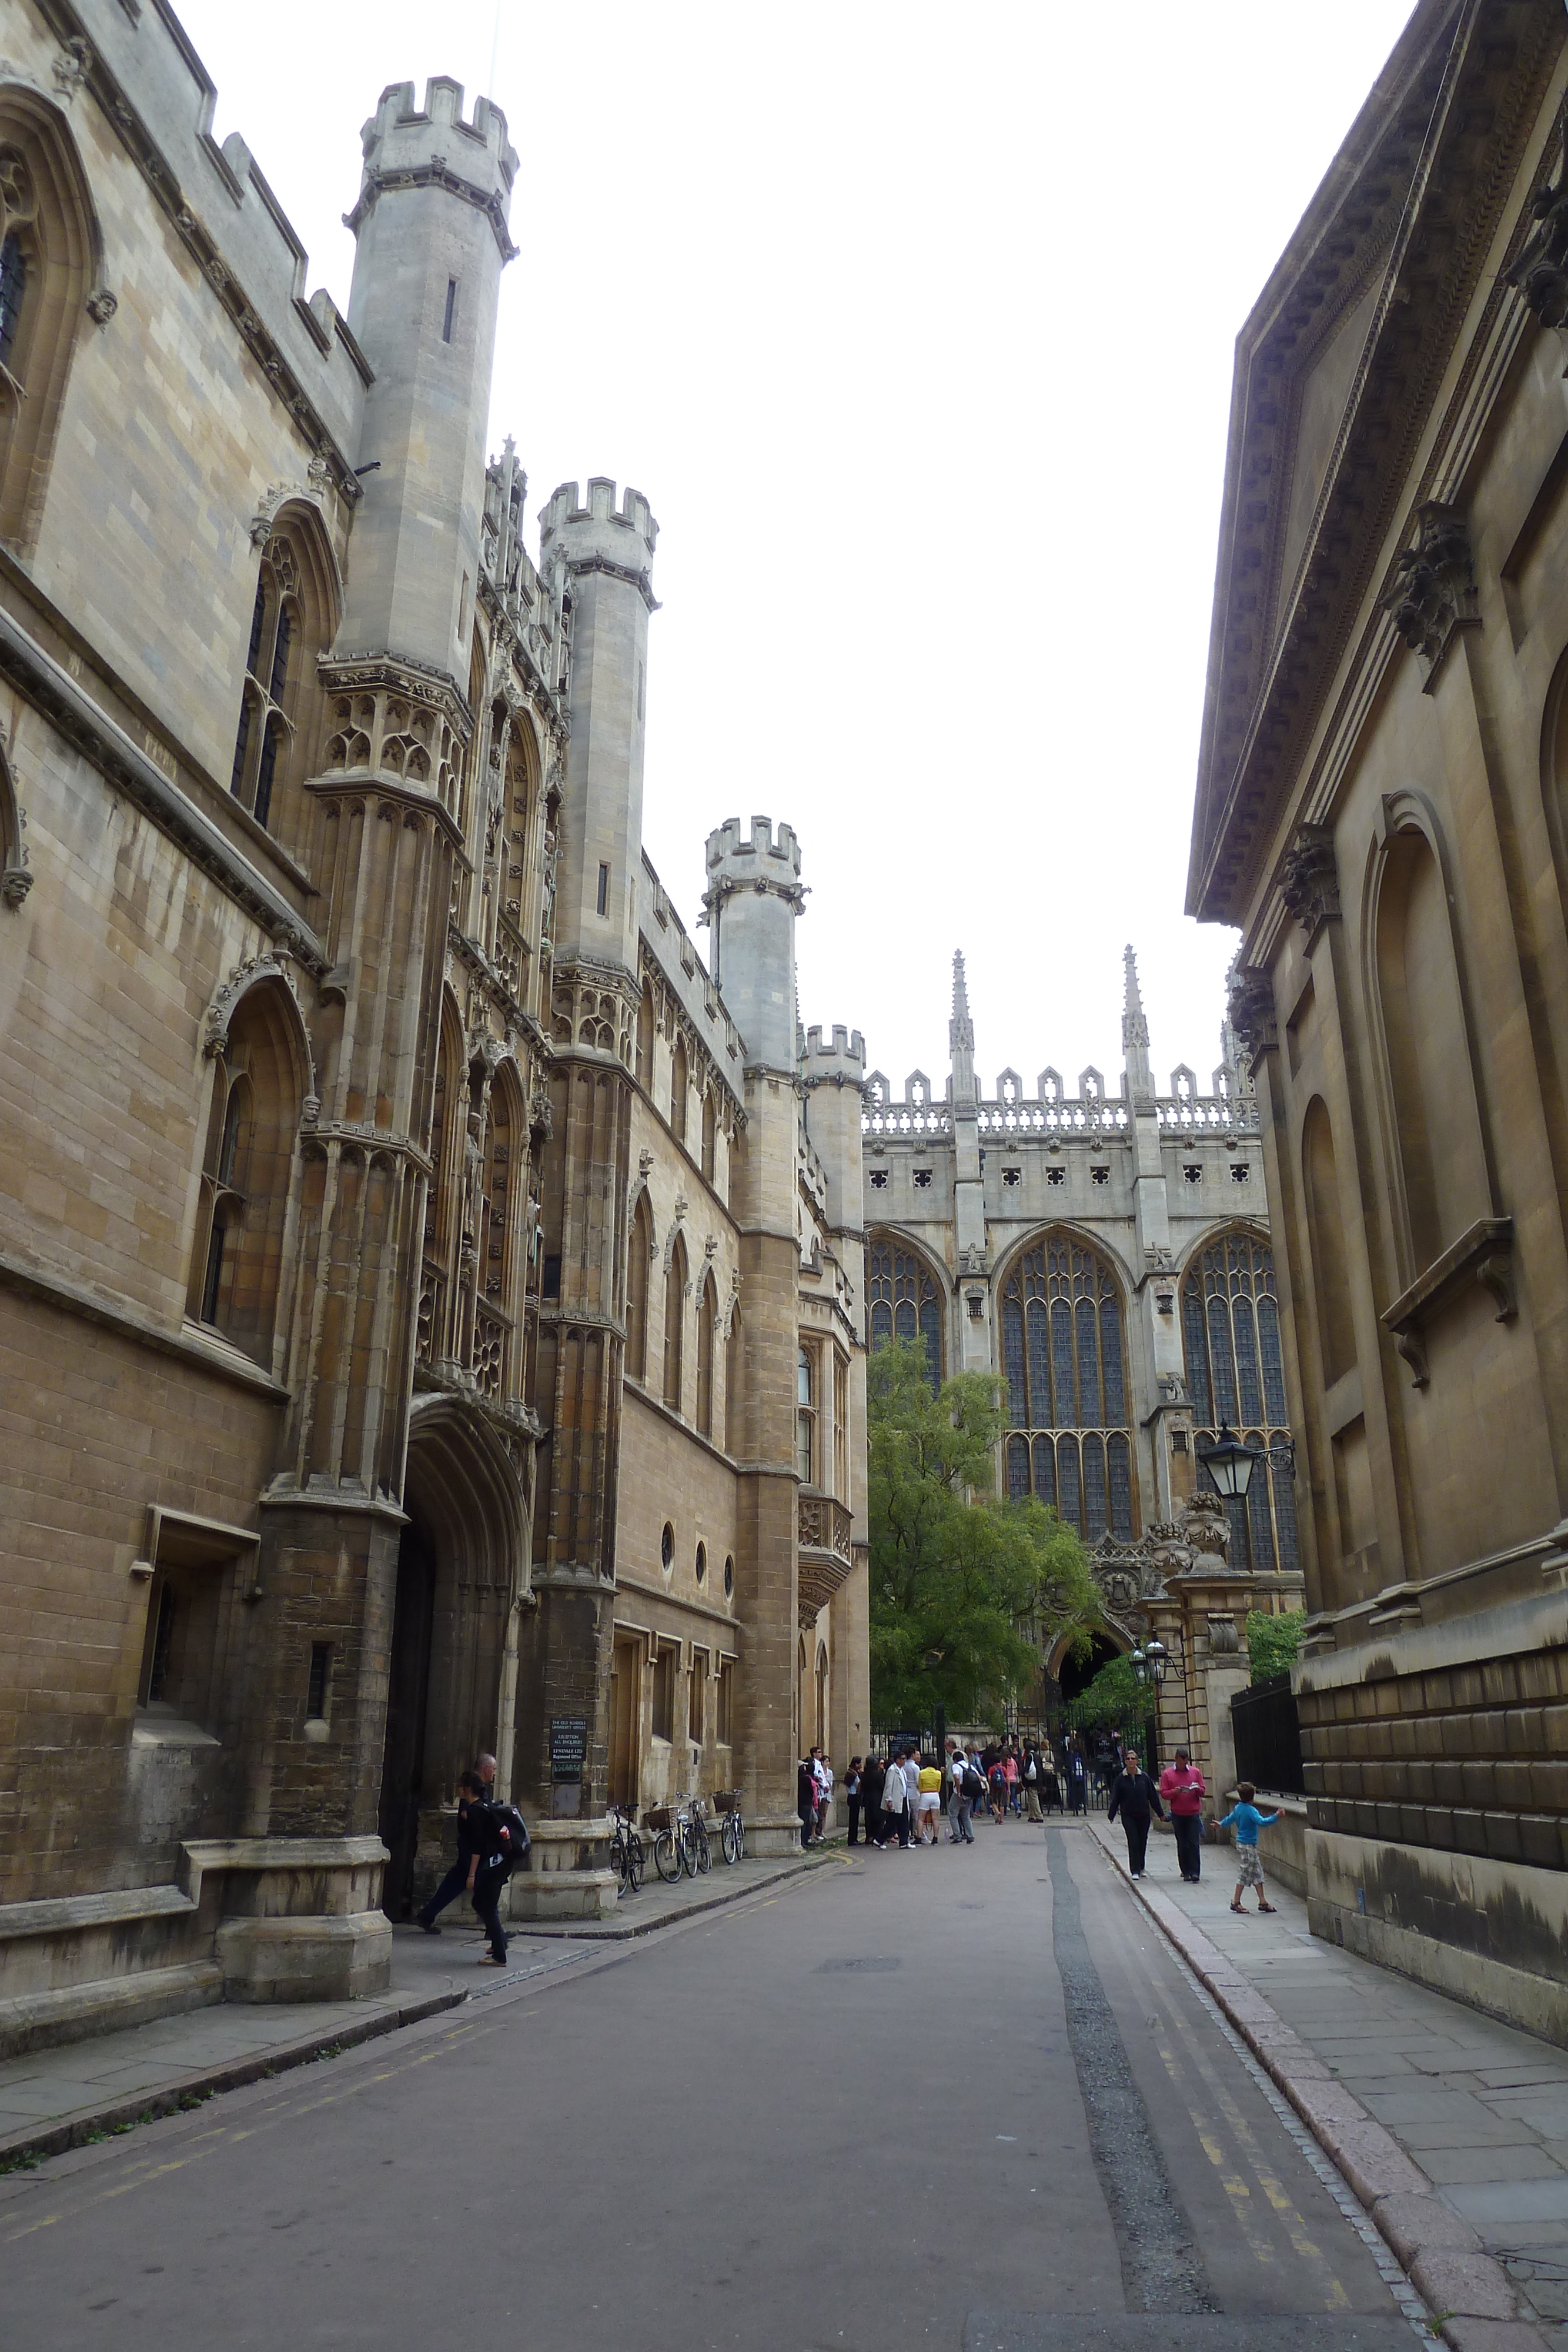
[1129,1645,1146,1684]
[1196,1423,1298,1496]
[1145,1639,1168,1687]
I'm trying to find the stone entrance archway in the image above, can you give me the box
[377,1390,533,1917]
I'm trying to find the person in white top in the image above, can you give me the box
[878,1746,910,1849]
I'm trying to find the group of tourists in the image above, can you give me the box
[1104,1742,1281,1912]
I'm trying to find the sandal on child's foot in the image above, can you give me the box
[1258,1902,1276,1913]
[1230,1899,1244,1913]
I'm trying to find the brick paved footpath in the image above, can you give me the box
[1091,1813,1568,2352]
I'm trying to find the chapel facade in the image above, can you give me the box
[1191,0,1568,2034]
[862,950,1305,1775]
[0,0,866,2046]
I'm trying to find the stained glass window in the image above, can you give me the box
[867,1235,944,1392]
[1182,1228,1298,1575]
[0,228,25,369]
[998,1232,1135,1540]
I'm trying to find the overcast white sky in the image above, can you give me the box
[182,1,1415,1100]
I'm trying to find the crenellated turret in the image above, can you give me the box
[340,79,518,673]
[801,1024,867,1244]
[703,816,804,1075]
[540,479,658,974]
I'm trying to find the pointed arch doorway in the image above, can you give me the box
[376,1392,533,1917]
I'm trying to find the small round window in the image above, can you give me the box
[661,1521,674,1572]
[695,1541,707,1584]
[724,1554,734,1599]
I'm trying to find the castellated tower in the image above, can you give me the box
[539,480,658,973]
[341,80,518,668]
[703,817,810,1845]
[254,79,520,1844]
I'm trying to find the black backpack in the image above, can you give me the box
[476,1800,530,1874]
[962,1765,986,1803]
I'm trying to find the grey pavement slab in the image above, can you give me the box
[1101,1818,1568,2343]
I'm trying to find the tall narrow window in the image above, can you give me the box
[833,1352,848,1499]
[663,1233,687,1412]
[0,227,26,370]
[670,1035,688,1145]
[626,1194,652,1384]
[867,1235,944,1392]
[229,538,303,831]
[998,1232,1133,1539]
[701,1090,717,1184]
[596,861,609,917]
[724,1310,742,1456]
[696,1274,717,1438]
[1182,1228,1298,1575]
[187,981,303,1367]
[636,985,654,1088]
[442,276,457,343]
[797,1346,815,1485]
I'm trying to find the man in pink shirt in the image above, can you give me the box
[1159,1748,1206,1883]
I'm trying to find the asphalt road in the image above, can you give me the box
[0,1822,1423,2352]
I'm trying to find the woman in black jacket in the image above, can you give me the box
[1106,1757,1165,1879]
[861,1753,887,1848]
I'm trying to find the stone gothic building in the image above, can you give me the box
[0,1,866,2048]
[863,950,1305,1755]
[1192,0,1568,2036]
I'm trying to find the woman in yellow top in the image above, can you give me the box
[916,1758,942,1846]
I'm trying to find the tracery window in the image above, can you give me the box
[187,981,302,1367]
[663,1231,687,1412]
[697,1274,717,1438]
[626,1194,652,1384]
[230,539,302,830]
[999,1232,1133,1541]
[867,1235,943,1392]
[1182,1228,1300,1575]
[797,1345,815,1485]
[0,109,98,550]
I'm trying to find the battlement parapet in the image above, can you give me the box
[803,1023,867,1076]
[539,480,659,594]
[359,78,518,207]
[703,815,805,913]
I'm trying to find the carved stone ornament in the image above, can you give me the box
[1278,821,1341,939]
[85,288,117,328]
[1380,503,1479,687]
[1175,1489,1232,1575]
[2,800,30,908]
[1226,964,1278,1064]
[53,37,92,102]
[203,950,309,1064]
[1507,131,1568,333]
[1207,1613,1241,1656]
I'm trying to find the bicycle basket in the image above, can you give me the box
[711,1792,737,1814]
[643,1806,673,1834]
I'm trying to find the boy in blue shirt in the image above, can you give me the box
[1216,1780,1279,1915]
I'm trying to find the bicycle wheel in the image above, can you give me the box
[694,1820,711,1874]
[609,1829,627,1886]
[653,1828,681,1883]
[678,1820,697,1877]
[723,1812,740,1865]
[627,1832,644,1892]
[734,1813,745,1862]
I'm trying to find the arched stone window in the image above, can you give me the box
[0,91,100,549]
[696,1272,717,1438]
[1302,1097,1355,1386]
[626,1193,652,1384]
[999,1231,1133,1540]
[228,523,335,836]
[188,980,303,1366]
[670,1034,688,1146]
[1182,1227,1299,1575]
[701,1088,717,1184]
[867,1233,944,1392]
[1374,825,1490,1277]
[663,1230,687,1412]
[472,1067,524,1399]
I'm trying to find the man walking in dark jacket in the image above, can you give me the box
[1107,1756,1165,1879]
[417,1770,481,1933]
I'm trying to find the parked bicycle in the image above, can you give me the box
[648,1792,711,1882]
[608,1802,643,1895]
[713,1789,745,1865]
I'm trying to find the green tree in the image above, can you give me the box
[1245,1608,1306,1686]
[1061,1652,1154,1736]
[867,1336,1102,1726]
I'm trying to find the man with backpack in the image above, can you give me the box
[467,1778,530,1967]
[945,1741,977,1845]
